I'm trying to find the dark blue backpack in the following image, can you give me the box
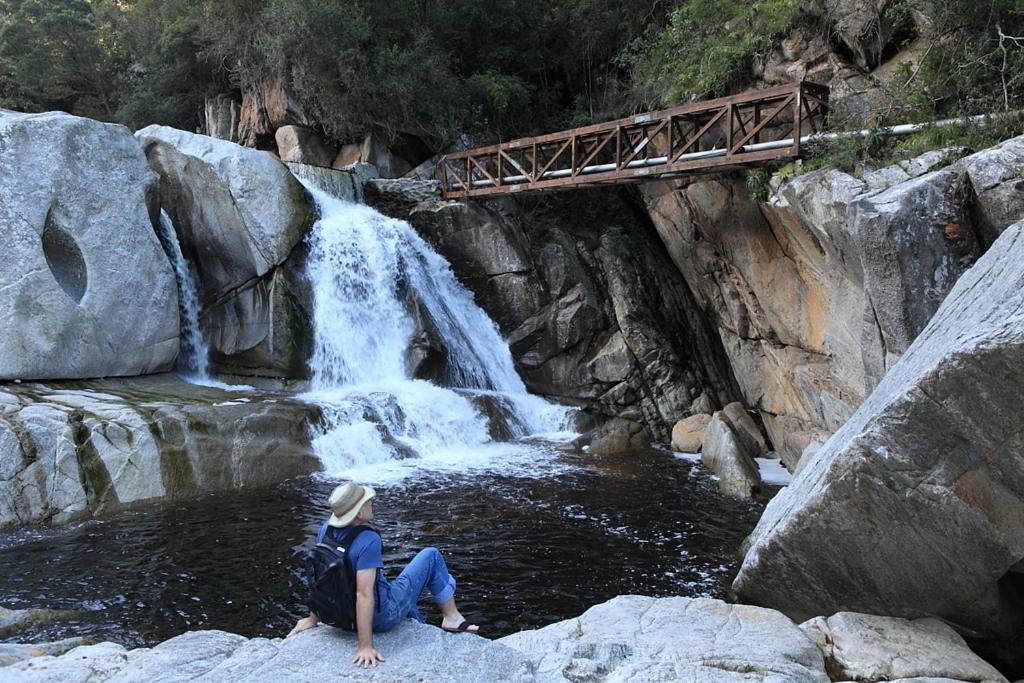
[305,524,372,630]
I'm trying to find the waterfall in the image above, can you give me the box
[155,210,210,379]
[297,179,572,481]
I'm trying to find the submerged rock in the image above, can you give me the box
[0,607,78,640]
[734,220,1024,656]
[499,595,830,682]
[136,125,317,378]
[0,375,319,528]
[0,110,179,381]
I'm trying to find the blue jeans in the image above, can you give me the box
[373,547,457,632]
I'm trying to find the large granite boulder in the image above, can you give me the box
[136,126,317,378]
[2,622,532,682]
[0,111,179,381]
[733,220,1024,657]
[498,595,830,682]
[0,376,319,528]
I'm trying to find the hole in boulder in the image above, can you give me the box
[41,205,88,303]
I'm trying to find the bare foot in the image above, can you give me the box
[288,615,318,637]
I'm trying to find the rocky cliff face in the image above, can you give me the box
[366,181,741,445]
[641,136,1024,465]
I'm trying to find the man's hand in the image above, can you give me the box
[352,645,385,667]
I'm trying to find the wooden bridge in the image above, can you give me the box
[437,81,829,199]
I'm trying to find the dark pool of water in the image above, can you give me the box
[0,448,764,647]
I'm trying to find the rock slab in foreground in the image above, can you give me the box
[498,595,829,682]
[734,220,1024,646]
[0,111,179,381]
[800,612,1007,683]
[2,622,532,683]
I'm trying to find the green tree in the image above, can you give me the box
[0,0,128,118]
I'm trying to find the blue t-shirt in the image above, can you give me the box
[316,522,389,607]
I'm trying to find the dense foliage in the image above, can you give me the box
[1,0,1023,152]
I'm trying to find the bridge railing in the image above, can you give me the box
[437,81,829,199]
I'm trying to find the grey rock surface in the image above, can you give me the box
[701,413,761,499]
[136,125,317,377]
[0,375,319,528]
[734,220,1024,653]
[3,622,532,683]
[0,110,179,381]
[800,612,1007,683]
[498,595,829,682]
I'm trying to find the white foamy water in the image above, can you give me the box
[156,210,210,379]
[297,180,573,482]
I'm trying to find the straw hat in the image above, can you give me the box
[327,481,376,527]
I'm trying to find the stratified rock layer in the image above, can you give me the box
[136,126,317,378]
[0,376,319,528]
[0,111,179,381]
[734,220,1024,651]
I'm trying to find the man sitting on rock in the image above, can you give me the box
[288,481,480,667]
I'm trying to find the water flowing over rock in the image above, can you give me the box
[136,125,317,378]
[0,110,179,381]
[298,181,569,479]
[733,220,1024,660]
[369,187,740,448]
[154,211,210,378]
[641,138,1024,466]
[0,376,318,528]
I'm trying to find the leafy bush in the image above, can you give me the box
[633,0,809,106]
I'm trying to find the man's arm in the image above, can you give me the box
[352,568,385,667]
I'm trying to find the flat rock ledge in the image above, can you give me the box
[3,596,1008,682]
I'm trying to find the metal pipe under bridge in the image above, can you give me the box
[437,81,829,199]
